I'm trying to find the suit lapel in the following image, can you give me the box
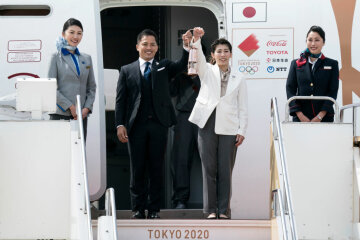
[78,55,86,78]
[223,71,239,97]
[211,65,221,99]
[132,60,142,89]
[213,65,239,98]
[62,53,79,78]
[150,60,159,89]
[313,57,324,73]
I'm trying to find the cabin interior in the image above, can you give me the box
[101,5,219,210]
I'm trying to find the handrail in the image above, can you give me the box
[105,188,118,240]
[340,102,360,112]
[340,103,360,121]
[340,103,360,145]
[273,189,288,240]
[285,96,340,123]
[76,95,93,240]
[271,97,297,240]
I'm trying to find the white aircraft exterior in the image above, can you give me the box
[0,1,359,239]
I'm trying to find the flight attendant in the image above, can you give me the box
[286,25,339,122]
[189,27,248,219]
[48,18,97,138]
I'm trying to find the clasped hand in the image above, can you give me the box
[69,105,89,120]
[182,27,205,47]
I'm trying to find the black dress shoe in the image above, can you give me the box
[175,202,186,209]
[131,210,145,219]
[147,211,160,219]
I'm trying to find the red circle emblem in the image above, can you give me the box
[243,7,256,18]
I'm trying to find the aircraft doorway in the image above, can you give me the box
[101,5,219,210]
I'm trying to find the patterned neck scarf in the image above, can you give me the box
[296,48,323,67]
[56,36,77,52]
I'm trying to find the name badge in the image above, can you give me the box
[323,66,332,70]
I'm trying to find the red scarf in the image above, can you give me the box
[296,49,325,67]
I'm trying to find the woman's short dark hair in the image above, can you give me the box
[137,29,158,44]
[306,25,325,43]
[210,38,232,64]
[63,18,83,32]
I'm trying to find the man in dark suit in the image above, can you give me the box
[170,72,200,209]
[115,29,191,219]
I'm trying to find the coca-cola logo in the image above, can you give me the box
[266,40,287,47]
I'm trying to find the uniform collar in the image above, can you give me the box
[61,47,80,56]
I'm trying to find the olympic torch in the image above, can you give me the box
[188,38,198,76]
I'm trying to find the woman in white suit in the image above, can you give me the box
[48,18,96,139]
[188,28,248,219]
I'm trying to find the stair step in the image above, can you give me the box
[92,219,271,240]
[93,209,205,219]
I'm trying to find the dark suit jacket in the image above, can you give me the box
[115,49,189,132]
[286,56,339,121]
[169,73,200,112]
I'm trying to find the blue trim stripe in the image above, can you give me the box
[57,104,66,112]
[70,54,80,76]
[61,48,81,76]
[61,48,69,55]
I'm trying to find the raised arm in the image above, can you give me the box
[167,30,192,78]
[192,27,207,80]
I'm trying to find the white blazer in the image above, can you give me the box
[189,39,248,136]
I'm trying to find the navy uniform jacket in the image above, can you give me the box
[286,55,339,122]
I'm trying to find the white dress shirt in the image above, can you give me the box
[139,58,154,76]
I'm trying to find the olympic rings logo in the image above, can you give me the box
[238,65,258,75]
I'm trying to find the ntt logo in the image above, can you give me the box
[267,66,275,73]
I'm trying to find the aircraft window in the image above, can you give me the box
[0,5,50,16]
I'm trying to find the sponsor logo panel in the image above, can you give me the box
[233,28,294,79]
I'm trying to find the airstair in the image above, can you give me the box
[0,96,117,240]
[1,95,359,240]
[270,96,360,240]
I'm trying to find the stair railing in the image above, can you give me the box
[285,96,339,123]
[76,95,93,240]
[271,97,297,240]
[105,188,118,240]
[340,103,360,146]
[340,103,360,234]
[272,189,288,240]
